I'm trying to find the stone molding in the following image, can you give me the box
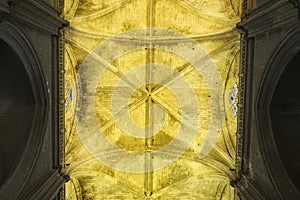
[289,0,300,18]
[235,1,300,199]
[239,0,298,37]
[23,169,69,200]
[0,14,49,199]
[255,26,300,199]
[8,0,67,34]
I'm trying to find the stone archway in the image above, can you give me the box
[256,26,300,198]
[270,49,300,191]
[0,39,35,185]
[0,15,49,199]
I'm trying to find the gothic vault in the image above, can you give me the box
[63,0,241,199]
[0,0,300,199]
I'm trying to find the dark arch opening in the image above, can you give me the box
[0,39,35,185]
[270,50,300,191]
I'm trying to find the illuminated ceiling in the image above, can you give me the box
[63,0,241,199]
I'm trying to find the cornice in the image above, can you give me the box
[0,1,9,13]
[235,174,272,200]
[289,0,300,8]
[239,0,298,37]
[289,0,300,19]
[11,0,68,34]
[22,169,69,199]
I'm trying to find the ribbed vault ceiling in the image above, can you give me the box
[63,0,241,199]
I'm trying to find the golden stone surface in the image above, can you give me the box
[64,0,241,199]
